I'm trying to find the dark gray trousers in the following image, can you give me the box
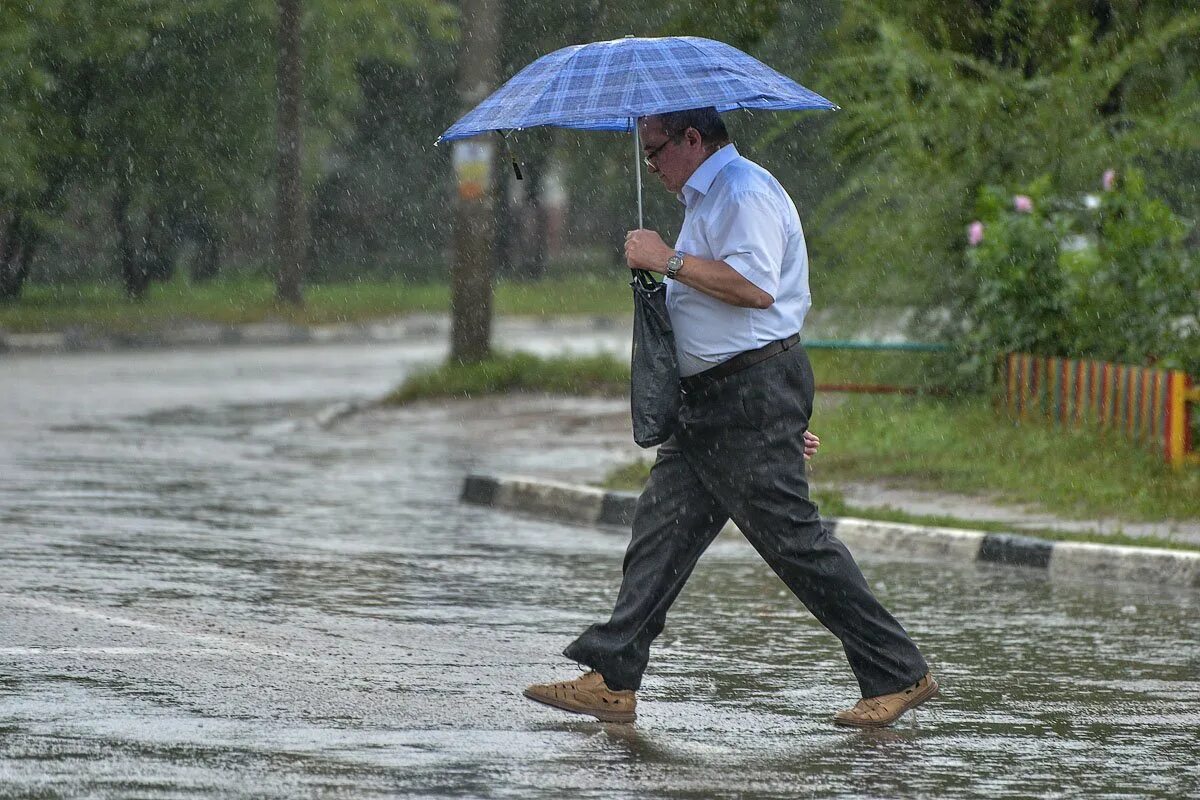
[564,344,928,698]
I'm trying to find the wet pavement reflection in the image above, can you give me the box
[1,331,1197,798]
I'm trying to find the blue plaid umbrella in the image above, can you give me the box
[438,35,836,227]
[438,35,836,142]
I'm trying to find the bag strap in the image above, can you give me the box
[631,269,658,289]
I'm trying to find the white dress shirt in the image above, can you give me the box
[667,144,812,377]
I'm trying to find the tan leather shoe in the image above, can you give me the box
[833,671,939,728]
[523,671,637,723]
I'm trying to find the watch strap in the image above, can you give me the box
[666,250,685,280]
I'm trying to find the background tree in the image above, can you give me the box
[0,0,453,300]
[275,0,304,306]
[449,0,501,363]
[808,0,1200,312]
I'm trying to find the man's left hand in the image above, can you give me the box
[803,430,820,460]
[625,229,674,272]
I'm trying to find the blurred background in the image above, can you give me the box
[1,1,1197,386]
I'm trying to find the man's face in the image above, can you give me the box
[639,118,696,195]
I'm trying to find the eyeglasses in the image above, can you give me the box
[643,135,680,169]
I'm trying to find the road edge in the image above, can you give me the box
[461,474,1200,589]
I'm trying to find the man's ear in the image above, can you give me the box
[684,127,703,148]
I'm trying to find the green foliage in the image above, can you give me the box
[0,0,457,295]
[809,0,1200,319]
[1081,171,1199,370]
[949,168,1198,388]
[659,0,782,51]
[955,180,1072,383]
[386,352,631,404]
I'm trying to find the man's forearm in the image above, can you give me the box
[624,229,773,309]
[671,254,774,309]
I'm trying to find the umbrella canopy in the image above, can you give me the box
[438,35,837,142]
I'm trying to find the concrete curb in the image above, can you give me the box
[461,474,1200,589]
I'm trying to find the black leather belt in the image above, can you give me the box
[680,333,800,393]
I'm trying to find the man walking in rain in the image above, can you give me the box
[524,107,937,728]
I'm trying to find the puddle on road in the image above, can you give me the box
[1,368,1197,797]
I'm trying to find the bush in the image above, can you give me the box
[960,179,1072,377]
[1079,171,1199,371]
[948,169,1198,389]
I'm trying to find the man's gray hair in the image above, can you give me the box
[654,107,730,150]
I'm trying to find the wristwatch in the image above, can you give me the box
[665,250,685,280]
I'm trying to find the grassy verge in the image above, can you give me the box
[385,352,629,405]
[806,395,1200,522]
[0,273,633,334]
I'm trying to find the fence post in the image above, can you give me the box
[1165,370,1189,467]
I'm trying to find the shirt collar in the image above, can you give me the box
[679,143,740,207]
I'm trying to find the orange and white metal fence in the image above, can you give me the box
[999,353,1199,467]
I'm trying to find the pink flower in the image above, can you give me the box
[967,221,984,246]
[1013,195,1033,213]
[1102,169,1116,191]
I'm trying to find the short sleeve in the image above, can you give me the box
[705,191,786,297]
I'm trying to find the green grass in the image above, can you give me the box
[0,273,633,333]
[809,395,1200,521]
[806,348,953,393]
[385,351,630,405]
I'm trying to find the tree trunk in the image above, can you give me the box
[449,0,500,363]
[275,0,304,307]
[115,178,150,299]
[145,205,175,284]
[0,214,36,301]
[189,217,221,283]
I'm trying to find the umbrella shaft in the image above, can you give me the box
[633,121,644,229]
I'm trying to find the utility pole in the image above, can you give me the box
[449,0,500,363]
[274,0,304,307]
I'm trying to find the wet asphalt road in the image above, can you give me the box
[1,326,1198,798]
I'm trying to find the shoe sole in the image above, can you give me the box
[522,688,636,723]
[832,679,940,729]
